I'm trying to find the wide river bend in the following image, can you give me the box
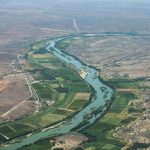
[0,34,113,150]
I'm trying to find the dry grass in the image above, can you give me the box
[74,93,91,101]
[66,35,150,79]
[0,73,31,119]
[0,80,10,92]
[32,54,51,59]
[40,114,66,127]
[51,132,87,150]
[1,101,36,121]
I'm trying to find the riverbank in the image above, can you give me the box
[0,34,113,150]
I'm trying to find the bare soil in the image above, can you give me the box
[51,132,88,150]
[0,73,32,120]
[66,35,150,79]
[0,80,10,92]
[1,101,36,121]
[74,93,91,101]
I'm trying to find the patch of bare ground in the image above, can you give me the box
[1,101,36,121]
[51,132,88,150]
[141,81,150,88]
[0,73,34,121]
[74,93,91,101]
[0,52,16,62]
[66,35,150,79]
[0,65,13,76]
[114,117,150,144]
[0,53,15,76]
[117,89,138,93]
[0,5,74,121]
[0,11,74,56]
[0,79,10,92]
[0,53,15,79]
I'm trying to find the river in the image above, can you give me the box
[0,35,113,150]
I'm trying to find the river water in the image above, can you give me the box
[0,35,113,150]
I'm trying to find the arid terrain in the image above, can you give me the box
[64,35,150,79]
[51,132,87,150]
[0,0,75,122]
[0,73,36,121]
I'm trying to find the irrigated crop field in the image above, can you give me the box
[0,123,34,143]
[18,41,91,128]
[78,79,150,150]
[0,39,91,146]
[21,77,150,150]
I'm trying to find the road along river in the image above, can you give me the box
[0,34,113,150]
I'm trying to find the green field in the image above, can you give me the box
[0,40,91,144]
[0,123,34,143]
[69,100,88,110]
[16,43,91,128]
[19,140,52,150]
[40,113,66,126]
[79,80,141,150]
[53,109,74,116]
[101,144,116,150]
[0,125,14,135]
[0,134,7,142]
[110,91,136,113]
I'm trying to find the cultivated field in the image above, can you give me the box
[0,123,34,143]
[17,42,91,128]
[0,39,92,146]
[79,79,150,150]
